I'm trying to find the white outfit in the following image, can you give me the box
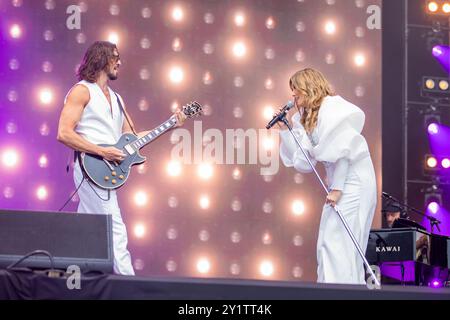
[67,80,135,276]
[279,95,376,284]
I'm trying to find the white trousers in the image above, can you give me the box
[73,162,135,276]
[317,156,376,284]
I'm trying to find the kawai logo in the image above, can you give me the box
[376,246,401,253]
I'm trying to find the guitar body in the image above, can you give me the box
[80,133,146,190]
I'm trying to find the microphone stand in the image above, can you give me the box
[278,115,381,288]
[383,193,441,233]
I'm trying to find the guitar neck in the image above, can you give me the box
[129,116,177,151]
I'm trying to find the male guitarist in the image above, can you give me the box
[57,41,186,275]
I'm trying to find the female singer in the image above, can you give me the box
[278,68,377,284]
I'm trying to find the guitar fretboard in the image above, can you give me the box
[129,117,177,151]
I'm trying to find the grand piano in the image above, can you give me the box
[366,221,450,286]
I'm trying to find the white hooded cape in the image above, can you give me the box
[279,95,370,172]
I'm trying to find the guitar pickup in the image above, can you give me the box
[102,159,115,171]
[124,145,135,155]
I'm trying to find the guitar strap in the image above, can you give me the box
[113,92,138,136]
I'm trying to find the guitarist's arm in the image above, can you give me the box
[57,84,125,162]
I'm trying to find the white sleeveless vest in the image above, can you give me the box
[66,80,125,145]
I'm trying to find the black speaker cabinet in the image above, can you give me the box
[0,210,113,273]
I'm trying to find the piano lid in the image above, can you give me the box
[392,218,425,231]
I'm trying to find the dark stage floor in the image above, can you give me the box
[0,269,449,300]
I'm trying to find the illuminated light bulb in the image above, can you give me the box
[232,167,242,180]
[166,259,177,272]
[169,66,184,84]
[137,163,147,174]
[199,195,210,209]
[230,263,240,275]
[428,202,440,214]
[134,191,148,207]
[36,186,48,200]
[166,160,182,177]
[232,41,247,58]
[2,149,19,168]
[259,260,274,277]
[38,154,48,168]
[439,80,449,91]
[354,53,366,67]
[428,1,439,12]
[234,13,245,26]
[107,32,119,45]
[39,88,53,105]
[172,37,182,51]
[262,232,272,245]
[324,21,336,35]
[425,79,436,90]
[264,78,274,90]
[292,200,305,216]
[427,156,438,168]
[197,163,213,180]
[443,3,450,13]
[10,24,22,39]
[196,257,211,274]
[172,6,184,22]
[428,123,439,135]
[265,16,275,29]
[134,223,146,238]
[263,105,275,120]
[203,71,213,85]
[441,158,450,169]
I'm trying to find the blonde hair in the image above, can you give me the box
[289,68,335,134]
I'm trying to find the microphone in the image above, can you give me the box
[266,101,295,129]
[382,192,393,200]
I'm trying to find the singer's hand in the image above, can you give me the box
[274,106,296,124]
[326,190,343,207]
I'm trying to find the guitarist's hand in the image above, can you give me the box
[99,146,126,162]
[174,110,187,127]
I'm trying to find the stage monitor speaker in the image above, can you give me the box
[0,209,113,273]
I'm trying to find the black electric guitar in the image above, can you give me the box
[80,102,202,190]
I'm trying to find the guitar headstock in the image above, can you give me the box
[182,101,203,118]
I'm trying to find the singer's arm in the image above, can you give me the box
[324,158,349,206]
[279,127,317,173]
[330,158,349,191]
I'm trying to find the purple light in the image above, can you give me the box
[428,202,440,214]
[428,123,439,135]
[432,46,443,57]
[431,280,442,288]
[9,24,22,39]
[432,45,450,72]
[442,158,450,169]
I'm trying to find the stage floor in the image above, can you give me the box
[1,269,449,300]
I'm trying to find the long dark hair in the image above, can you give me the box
[77,41,117,82]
